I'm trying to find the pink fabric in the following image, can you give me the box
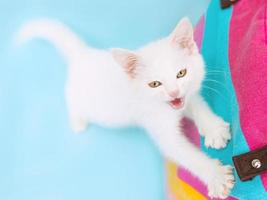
[178,119,207,195]
[175,15,238,200]
[175,16,207,196]
[194,15,205,50]
[229,0,267,190]
[178,120,238,200]
[168,14,239,200]
[177,16,238,199]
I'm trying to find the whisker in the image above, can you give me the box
[205,66,230,71]
[204,79,225,84]
[202,85,228,102]
[202,85,222,95]
[205,69,231,74]
[206,69,227,72]
[205,72,230,79]
[203,79,230,92]
[205,71,229,74]
[205,71,230,75]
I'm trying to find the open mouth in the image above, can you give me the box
[169,97,184,109]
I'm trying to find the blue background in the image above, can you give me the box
[1,0,209,199]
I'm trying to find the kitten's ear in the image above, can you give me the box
[170,17,198,54]
[111,48,139,78]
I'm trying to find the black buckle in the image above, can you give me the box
[220,0,239,9]
[233,145,267,181]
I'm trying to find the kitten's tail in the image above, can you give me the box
[16,19,87,61]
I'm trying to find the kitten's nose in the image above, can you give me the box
[169,90,179,98]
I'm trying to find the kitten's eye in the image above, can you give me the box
[148,81,162,88]
[177,69,187,78]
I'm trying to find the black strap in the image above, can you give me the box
[233,145,267,181]
[220,0,239,9]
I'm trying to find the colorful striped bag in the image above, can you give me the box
[166,0,267,199]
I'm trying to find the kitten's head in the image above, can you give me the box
[111,17,205,109]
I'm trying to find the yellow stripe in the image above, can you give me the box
[166,161,207,200]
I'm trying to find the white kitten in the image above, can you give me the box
[16,17,234,199]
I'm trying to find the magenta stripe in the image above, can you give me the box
[174,15,238,199]
[175,16,208,197]
[178,119,238,199]
[177,118,207,194]
[265,6,267,45]
[229,0,267,190]
[194,15,205,50]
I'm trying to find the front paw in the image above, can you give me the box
[204,120,231,149]
[207,161,235,199]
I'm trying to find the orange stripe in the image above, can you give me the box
[166,161,207,200]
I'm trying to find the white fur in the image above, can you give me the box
[16,17,234,198]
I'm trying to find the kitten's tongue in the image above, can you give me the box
[169,98,184,109]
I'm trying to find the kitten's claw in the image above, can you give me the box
[207,161,235,199]
[204,121,231,149]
